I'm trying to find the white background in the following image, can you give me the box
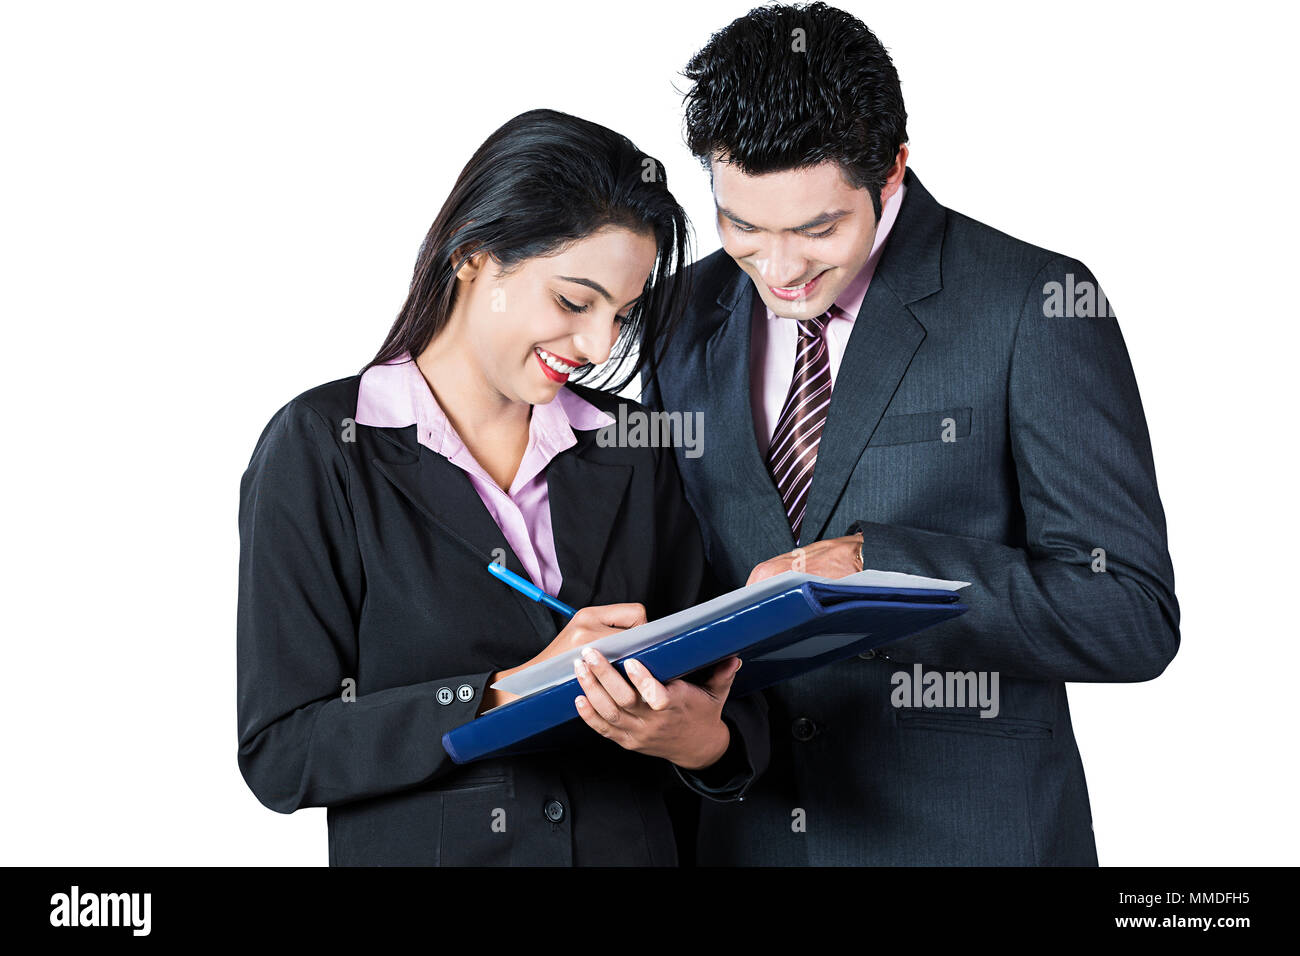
[2,0,1296,866]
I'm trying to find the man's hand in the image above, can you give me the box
[572,649,742,770]
[745,532,864,585]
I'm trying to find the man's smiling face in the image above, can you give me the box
[711,154,895,319]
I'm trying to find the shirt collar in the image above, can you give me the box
[826,179,908,322]
[354,352,615,461]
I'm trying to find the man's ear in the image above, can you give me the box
[880,144,910,205]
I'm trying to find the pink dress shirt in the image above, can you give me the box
[750,181,907,456]
[354,353,614,596]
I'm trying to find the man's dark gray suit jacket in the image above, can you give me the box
[641,167,1180,865]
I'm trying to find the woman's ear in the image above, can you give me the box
[454,246,485,282]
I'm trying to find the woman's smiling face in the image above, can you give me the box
[453,225,658,405]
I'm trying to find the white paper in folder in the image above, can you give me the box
[491,568,970,698]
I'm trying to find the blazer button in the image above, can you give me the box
[858,649,877,660]
[436,687,454,705]
[543,799,566,823]
[456,684,475,702]
[791,717,818,741]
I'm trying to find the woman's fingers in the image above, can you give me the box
[571,651,723,762]
[577,648,641,711]
[577,603,647,631]
[555,604,649,663]
[574,653,625,723]
[574,693,618,739]
[702,656,743,700]
[623,659,670,711]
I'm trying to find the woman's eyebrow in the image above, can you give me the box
[556,275,642,308]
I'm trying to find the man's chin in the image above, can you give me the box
[763,294,834,320]
[750,274,841,319]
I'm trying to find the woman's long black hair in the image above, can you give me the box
[363,108,692,393]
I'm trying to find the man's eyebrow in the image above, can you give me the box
[794,209,852,230]
[556,275,642,308]
[717,205,852,232]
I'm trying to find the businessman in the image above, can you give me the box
[642,2,1180,864]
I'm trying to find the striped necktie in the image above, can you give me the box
[767,309,836,544]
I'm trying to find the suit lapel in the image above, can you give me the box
[709,167,946,548]
[704,273,802,559]
[798,284,927,544]
[369,425,558,639]
[547,441,632,612]
[369,417,634,633]
[799,168,945,543]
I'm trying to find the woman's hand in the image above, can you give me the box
[572,648,743,770]
[478,604,648,714]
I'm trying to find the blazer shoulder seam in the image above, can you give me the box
[284,396,356,515]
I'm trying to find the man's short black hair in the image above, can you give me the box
[682,2,908,220]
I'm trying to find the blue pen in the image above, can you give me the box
[486,561,578,618]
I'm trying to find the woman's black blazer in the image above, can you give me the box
[236,373,769,865]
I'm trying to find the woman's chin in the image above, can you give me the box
[523,360,569,400]
[517,377,561,405]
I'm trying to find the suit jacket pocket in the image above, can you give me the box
[438,783,518,866]
[430,762,515,795]
[895,709,1052,739]
[868,406,972,446]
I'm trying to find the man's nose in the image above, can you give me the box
[755,242,808,286]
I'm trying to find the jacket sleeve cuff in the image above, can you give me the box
[672,682,772,803]
[672,715,753,801]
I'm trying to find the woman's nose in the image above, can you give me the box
[571,314,619,367]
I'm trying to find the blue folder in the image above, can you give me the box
[442,578,968,764]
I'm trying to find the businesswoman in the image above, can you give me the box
[237,109,769,865]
